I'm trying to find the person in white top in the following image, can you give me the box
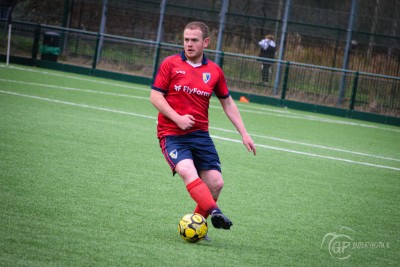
[258,34,276,84]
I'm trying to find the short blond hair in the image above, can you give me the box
[184,21,210,39]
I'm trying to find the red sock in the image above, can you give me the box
[186,178,218,217]
[194,196,218,219]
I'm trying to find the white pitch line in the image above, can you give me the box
[210,126,400,162]
[0,79,149,100]
[236,107,400,132]
[3,77,397,162]
[1,64,148,91]
[0,90,155,120]
[5,76,397,162]
[211,135,400,172]
[5,78,399,162]
[2,64,399,134]
[211,99,400,132]
[0,89,399,172]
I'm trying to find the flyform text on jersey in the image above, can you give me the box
[175,84,211,97]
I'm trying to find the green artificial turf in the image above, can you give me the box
[0,64,399,266]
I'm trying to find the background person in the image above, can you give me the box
[258,34,276,84]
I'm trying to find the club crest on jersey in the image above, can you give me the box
[169,149,178,159]
[202,72,211,83]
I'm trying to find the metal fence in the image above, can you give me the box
[1,20,399,119]
[9,0,400,78]
[48,0,399,78]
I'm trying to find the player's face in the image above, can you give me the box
[183,28,209,64]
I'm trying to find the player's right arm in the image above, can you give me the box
[150,90,195,130]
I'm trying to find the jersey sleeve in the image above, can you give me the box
[214,66,230,99]
[152,57,172,93]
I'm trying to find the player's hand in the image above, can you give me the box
[176,114,195,130]
[243,134,256,156]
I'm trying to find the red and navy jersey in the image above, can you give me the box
[152,51,230,139]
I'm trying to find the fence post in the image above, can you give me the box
[152,0,167,80]
[215,0,229,66]
[338,0,358,106]
[273,0,292,95]
[31,24,41,60]
[349,71,359,111]
[92,33,101,70]
[280,61,290,106]
[6,24,11,66]
[62,0,71,29]
[218,51,224,69]
[96,0,108,63]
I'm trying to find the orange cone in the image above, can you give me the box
[239,96,249,103]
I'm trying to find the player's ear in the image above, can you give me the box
[203,37,210,48]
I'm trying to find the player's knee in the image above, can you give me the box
[210,178,224,194]
[177,168,194,181]
[176,165,188,177]
[176,162,198,182]
[216,178,224,191]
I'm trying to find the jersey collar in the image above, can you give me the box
[180,51,208,65]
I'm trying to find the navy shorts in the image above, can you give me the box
[159,130,221,175]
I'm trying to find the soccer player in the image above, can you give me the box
[150,21,256,230]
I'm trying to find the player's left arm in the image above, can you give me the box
[219,96,256,156]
